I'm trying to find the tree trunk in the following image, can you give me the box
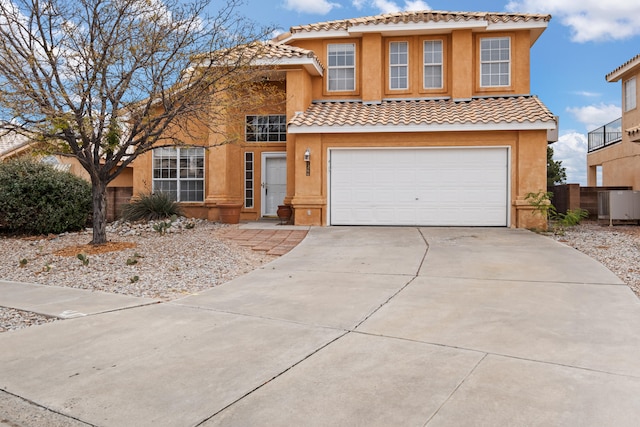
[91,179,108,245]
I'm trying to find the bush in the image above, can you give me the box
[556,209,590,227]
[0,158,92,235]
[120,192,183,221]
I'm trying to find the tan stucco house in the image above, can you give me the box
[587,54,640,189]
[132,10,557,229]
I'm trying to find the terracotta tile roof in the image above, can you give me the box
[288,96,555,131]
[254,42,322,66]
[288,10,551,34]
[606,53,640,82]
[0,133,30,158]
[199,41,324,74]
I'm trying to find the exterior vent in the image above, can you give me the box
[598,190,640,225]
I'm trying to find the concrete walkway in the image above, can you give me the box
[1,227,640,426]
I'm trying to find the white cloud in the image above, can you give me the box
[572,90,601,98]
[284,0,341,14]
[566,103,621,131]
[403,1,430,11]
[506,0,640,42]
[352,0,430,14]
[552,131,588,185]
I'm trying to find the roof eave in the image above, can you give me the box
[252,57,324,76]
[348,20,487,36]
[284,29,350,41]
[288,122,556,134]
[486,21,548,45]
[606,56,640,82]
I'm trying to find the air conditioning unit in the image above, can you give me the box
[598,190,640,225]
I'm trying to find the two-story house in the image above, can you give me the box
[131,10,556,229]
[587,54,640,189]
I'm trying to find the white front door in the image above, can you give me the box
[262,154,287,217]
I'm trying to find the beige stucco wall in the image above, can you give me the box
[290,29,532,102]
[587,66,640,189]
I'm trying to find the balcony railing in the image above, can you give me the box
[588,117,622,153]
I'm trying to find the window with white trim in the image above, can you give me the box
[245,152,254,208]
[327,43,355,92]
[389,41,408,90]
[480,37,510,87]
[423,40,443,89]
[245,115,287,142]
[625,77,636,112]
[152,147,204,202]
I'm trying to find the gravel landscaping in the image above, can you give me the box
[0,218,276,332]
[1,220,639,333]
[551,221,640,297]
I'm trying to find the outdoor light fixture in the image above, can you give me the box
[304,148,311,176]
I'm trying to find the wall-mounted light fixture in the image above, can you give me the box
[304,148,311,176]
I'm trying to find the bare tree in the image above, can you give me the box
[0,0,275,244]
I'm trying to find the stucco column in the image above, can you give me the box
[451,29,473,100]
[513,130,549,230]
[361,33,382,103]
[291,134,325,225]
[285,68,314,207]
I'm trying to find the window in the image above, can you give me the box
[245,115,287,142]
[152,147,204,202]
[625,77,636,112]
[245,152,254,208]
[328,43,355,92]
[389,42,408,90]
[480,37,510,87]
[423,40,443,89]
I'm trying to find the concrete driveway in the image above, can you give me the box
[1,227,640,426]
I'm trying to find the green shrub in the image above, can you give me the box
[120,192,183,221]
[0,158,92,235]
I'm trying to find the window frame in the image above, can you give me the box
[625,77,636,112]
[479,36,511,88]
[245,114,287,142]
[244,151,254,209]
[327,43,356,92]
[423,39,444,90]
[389,41,409,90]
[152,147,205,203]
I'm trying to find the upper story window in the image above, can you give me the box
[480,37,511,87]
[624,77,636,112]
[423,40,443,89]
[246,115,287,142]
[153,147,204,202]
[327,43,355,92]
[389,41,408,90]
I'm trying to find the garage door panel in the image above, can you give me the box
[330,148,508,226]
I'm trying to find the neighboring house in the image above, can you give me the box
[0,133,31,160]
[0,133,133,222]
[132,10,557,229]
[587,54,640,189]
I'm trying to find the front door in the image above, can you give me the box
[262,154,287,217]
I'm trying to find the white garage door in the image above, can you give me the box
[330,147,509,226]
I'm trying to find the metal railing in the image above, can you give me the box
[588,117,622,152]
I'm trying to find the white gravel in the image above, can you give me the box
[1,220,639,333]
[0,218,276,332]
[550,222,640,298]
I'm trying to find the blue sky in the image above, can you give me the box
[228,0,640,185]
